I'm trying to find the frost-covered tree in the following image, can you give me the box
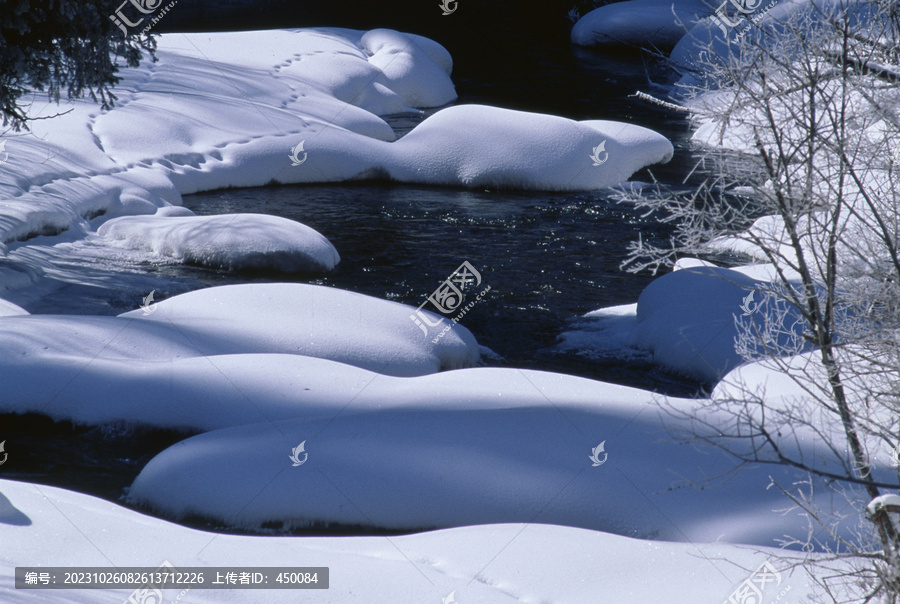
[624,1,900,600]
[0,0,155,131]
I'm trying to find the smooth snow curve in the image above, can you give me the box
[387,106,675,190]
[0,479,820,604]
[97,212,340,272]
[572,0,713,48]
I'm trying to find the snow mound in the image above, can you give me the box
[0,356,564,432]
[360,29,457,108]
[119,282,479,376]
[388,105,674,190]
[558,264,808,383]
[572,0,713,48]
[125,367,854,546]
[97,213,340,273]
[0,286,479,417]
[0,479,820,604]
[0,27,457,295]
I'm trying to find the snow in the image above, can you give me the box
[571,0,713,48]
[360,29,457,108]
[0,297,28,316]
[558,264,807,382]
[711,348,900,482]
[97,212,340,272]
[0,285,481,426]
[120,364,860,546]
[867,494,900,516]
[0,479,820,603]
[0,21,872,603]
[671,0,878,81]
[388,106,675,190]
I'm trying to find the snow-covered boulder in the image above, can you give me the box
[125,367,855,545]
[97,213,340,273]
[572,0,714,48]
[387,105,674,190]
[0,285,480,417]
[119,283,480,376]
[671,0,883,85]
[557,264,808,383]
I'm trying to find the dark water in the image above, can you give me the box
[1,13,711,523]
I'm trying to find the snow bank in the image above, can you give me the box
[97,212,340,272]
[0,27,456,295]
[572,0,713,48]
[387,105,674,190]
[124,366,855,546]
[0,358,601,433]
[119,283,479,375]
[0,285,479,419]
[0,479,819,604]
[672,0,882,78]
[712,349,900,483]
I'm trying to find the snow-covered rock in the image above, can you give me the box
[360,29,456,108]
[0,284,480,415]
[119,283,479,375]
[124,366,856,546]
[572,0,714,48]
[97,213,340,273]
[387,106,674,190]
[557,264,808,382]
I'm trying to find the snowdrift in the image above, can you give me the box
[0,479,819,604]
[124,367,858,546]
[97,212,340,272]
